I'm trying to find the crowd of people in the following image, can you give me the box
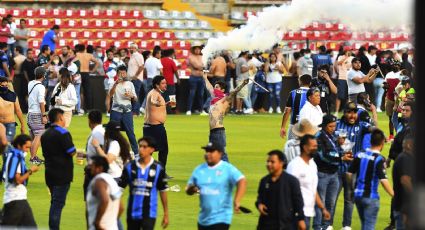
[0,12,417,230]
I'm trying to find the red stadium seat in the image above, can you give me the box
[144,20,159,29]
[95,31,106,39]
[99,40,110,48]
[106,31,119,39]
[24,9,36,17]
[51,9,64,18]
[80,19,90,28]
[118,10,131,19]
[27,19,37,28]
[164,40,175,48]
[119,20,130,28]
[176,41,190,49]
[131,10,143,19]
[30,40,40,49]
[40,19,52,28]
[135,31,145,39]
[162,31,175,40]
[131,20,144,29]
[63,19,78,28]
[67,31,81,39]
[53,19,62,27]
[29,30,41,38]
[82,31,93,39]
[0,8,8,17]
[105,9,117,18]
[11,8,22,17]
[78,9,89,18]
[324,22,338,31]
[65,9,75,18]
[90,9,104,18]
[147,31,161,39]
[122,31,133,39]
[91,20,104,29]
[106,20,116,29]
[37,8,50,18]
[112,40,123,48]
[58,39,67,47]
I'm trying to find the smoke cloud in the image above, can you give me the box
[202,0,414,64]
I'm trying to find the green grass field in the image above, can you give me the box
[1,113,394,229]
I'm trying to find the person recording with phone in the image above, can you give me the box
[109,65,138,155]
[311,65,337,114]
[347,58,379,103]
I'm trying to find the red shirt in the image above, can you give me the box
[161,57,178,85]
[0,25,10,43]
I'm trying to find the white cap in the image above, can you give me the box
[67,62,78,75]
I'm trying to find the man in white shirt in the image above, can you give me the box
[346,58,378,103]
[27,67,47,164]
[109,65,138,155]
[299,88,323,128]
[142,49,163,110]
[127,43,144,115]
[86,156,123,230]
[5,15,17,57]
[297,49,314,77]
[287,134,330,230]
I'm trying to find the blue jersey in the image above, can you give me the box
[0,51,9,77]
[2,146,28,185]
[285,87,309,124]
[336,119,371,173]
[188,161,244,226]
[119,160,168,220]
[348,149,387,199]
[41,29,56,52]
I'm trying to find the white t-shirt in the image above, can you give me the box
[3,163,27,204]
[128,52,144,81]
[87,173,122,230]
[337,56,353,80]
[286,156,318,217]
[299,101,323,128]
[366,53,376,66]
[144,57,163,79]
[297,57,313,76]
[86,125,105,164]
[347,69,366,95]
[7,22,17,44]
[111,81,137,113]
[107,140,123,178]
[28,80,46,113]
[266,63,283,83]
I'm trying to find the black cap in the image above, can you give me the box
[344,101,359,112]
[319,114,337,127]
[0,76,8,83]
[401,76,411,85]
[201,142,224,153]
[103,120,121,131]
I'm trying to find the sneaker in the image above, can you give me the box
[139,107,145,114]
[77,110,84,116]
[276,107,282,114]
[383,223,395,230]
[186,111,192,115]
[164,174,174,180]
[326,226,334,230]
[268,108,273,114]
[341,227,352,230]
[30,156,45,165]
[106,112,110,117]
[244,108,254,114]
[334,112,339,117]
[377,108,383,112]
[200,111,208,116]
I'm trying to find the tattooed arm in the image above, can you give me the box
[225,79,249,103]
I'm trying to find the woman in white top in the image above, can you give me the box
[50,68,77,128]
[92,120,131,181]
[264,53,284,114]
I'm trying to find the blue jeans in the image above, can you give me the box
[110,110,138,154]
[74,83,81,112]
[131,79,143,114]
[373,78,385,109]
[7,43,15,58]
[305,217,311,230]
[3,122,16,143]
[334,172,354,227]
[267,82,281,110]
[243,83,253,109]
[46,85,55,109]
[142,78,153,109]
[314,171,340,230]
[203,87,212,112]
[48,184,70,230]
[187,76,205,112]
[394,211,405,230]
[209,128,228,162]
[355,197,380,230]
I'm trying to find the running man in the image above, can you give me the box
[202,71,249,161]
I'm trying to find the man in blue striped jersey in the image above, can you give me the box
[119,136,169,230]
[334,101,372,230]
[280,74,311,140]
[41,108,76,230]
[347,129,394,230]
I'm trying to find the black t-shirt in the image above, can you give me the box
[21,59,37,81]
[311,77,331,114]
[392,152,414,213]
[37,54,49,67]
[41,124,76,186]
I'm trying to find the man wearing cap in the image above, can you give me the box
[27,66,48,164]
[128,43,145,116]
[346,58,379,103]
[287,135,331,230]
[283,119,318,163]
[280,74,312,140]
[186,42,204,115]
[313,114,351,230]
[334,101,372,230]
[202,71,249,162]
[0,76,25,142]
[299,88,323,128]
[256,150,306,230]
[186,142,246,230]
[41,108,76,230]
[41,25,60,53]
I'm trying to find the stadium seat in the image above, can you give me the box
[176,49,190,59]
[29,30,41,38]
[82,31,93,39]
[130,10,143,19]
[169,10,182,19]
[162,31,175,40]
[106,31,119,39]
[143,10,157,19]
[147,31,161,39]
[64,19,78,28]
[27,19,37,28]
[99,40,110,48]
[95,31,105,39]
[159,20,171,29]
[135,31,145,39]
[188,31,200,40]
[119,20,130,28]
[58,39,67,47]
[78,9,88,18]
[24,9,36,17]
[90,9,103,18]
[65,9,75,18]
[175,31,187,40]
[0,8,8,17]
[200,31,212,39]
[182,11,196,20]
[11,8,22,17]
[105,9,118,18]
[40,19,52,28]
[213,32,225,38]
[131,20,144,29]
[170,20,185,29]
[118,10,131,19]
[53,18,62,26]
[185,20,198,29]
[230,11,244,20]
[198,21,211,30]
[144,20,159,29]
[158,10,170,19]
[176,40,190,49]
[90,20,105,29]
[164,40,175,48]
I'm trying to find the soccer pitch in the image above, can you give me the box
[1,113,393,229]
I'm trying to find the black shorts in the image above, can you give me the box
[127,218,156,230]
[1,200,37,227]
[198,223,230,230]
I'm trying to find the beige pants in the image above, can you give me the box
[63,111,73,128]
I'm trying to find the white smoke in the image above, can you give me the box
[202,0,414,64]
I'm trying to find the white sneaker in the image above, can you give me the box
[326,226,334,230]
[341,227,352,230]
[244,108,254,114]
[186,111,192,115]
[106,112,110,117]
[200,111,208,116]
[139,107,145,114]
[276,107,282,114]
[377,108,383,112]
[268,108,273,114]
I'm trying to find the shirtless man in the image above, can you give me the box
[203,71,249,161]
[143,75,174,178]
[208,53,227,85]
